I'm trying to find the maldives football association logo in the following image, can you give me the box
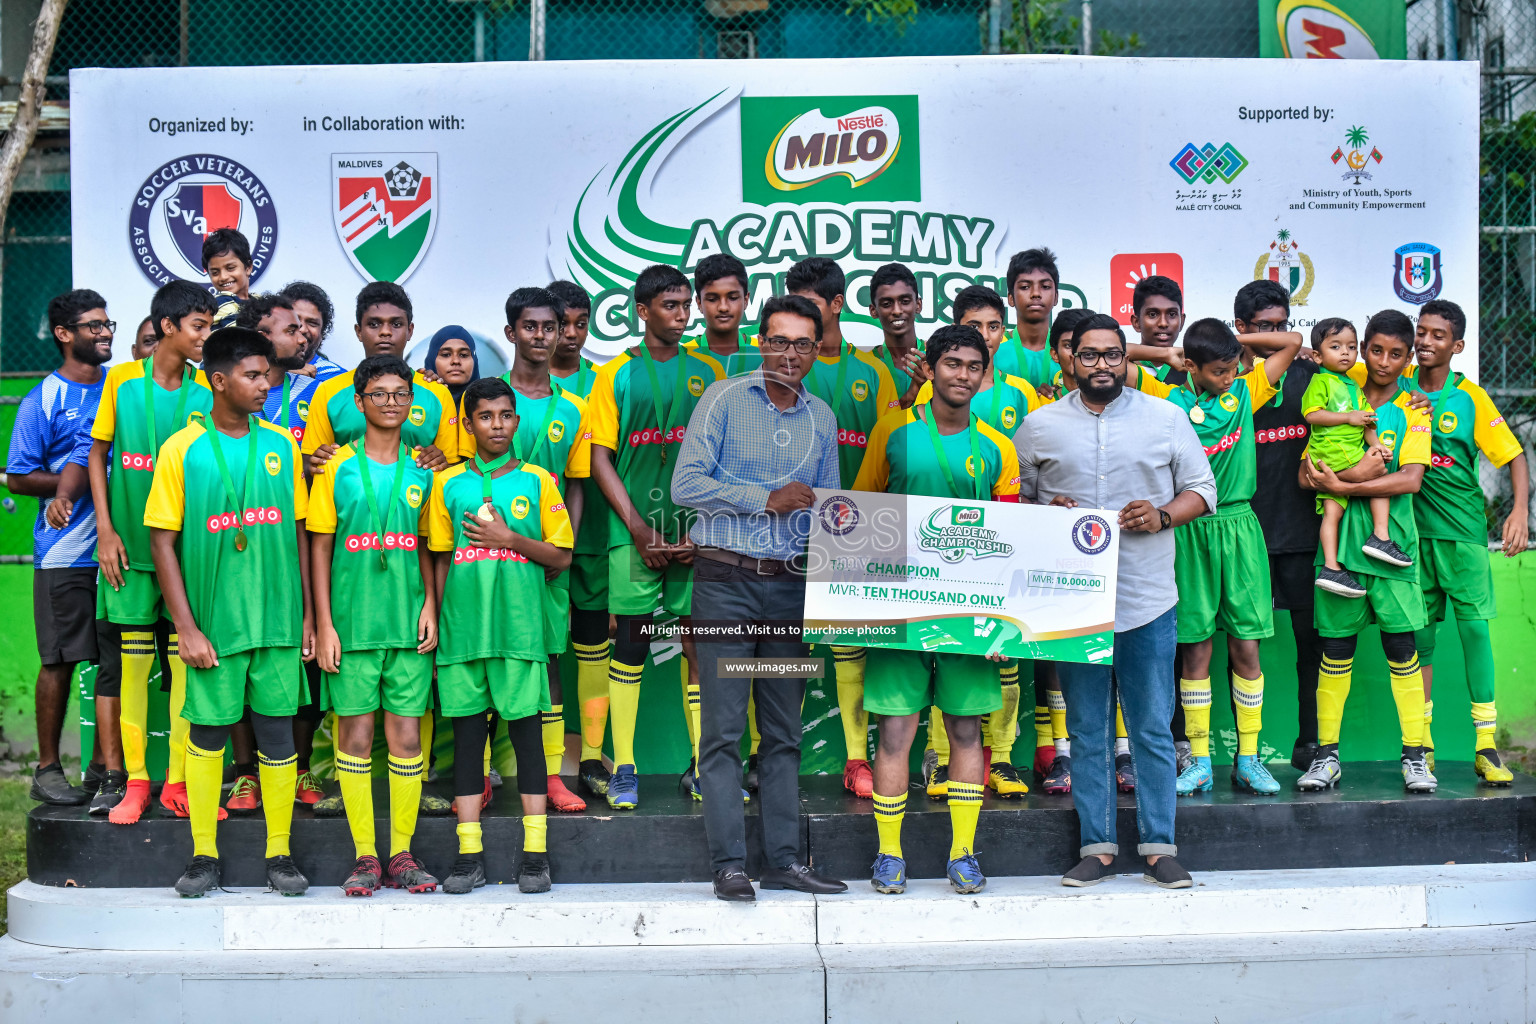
[333,153,438,283]
[129,154,279,288]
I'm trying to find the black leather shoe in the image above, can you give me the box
[759,861,848,894]
[712,867,756,902]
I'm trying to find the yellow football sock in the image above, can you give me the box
[1114,702,1127,739]
[1033,702,1052,749]
[1179,677,1212,758]
[388,752,424,855]
[1472,701,1498,751]
[834,646,868,762]
[258,751,298,859]
[483,732,492,777]
[608,659,644,767]
[543,705,564,776]
[947,781,984,860]
[336,750,376,859]
[457,820,483,855]
[186,739,224,858]
[930,706,950,764]
[573,640,610,761]
[420,710,436,768]
[524,813,547,854]
[873,791,905,857]
[118,630,156,782]
[1388,655,1425,747]
[747,688,762,756]
[682,656,701,766]
[1317,655,1353,747]
[1233,674,1264,757]
[1423,699,1434,752]
[164,637,189,785]
[1047,689,1068,744]
[991,664,1020,763]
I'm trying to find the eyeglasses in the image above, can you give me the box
[361,391,413,406]
[1074,349,1125,366]
[68,319,116,335]
[761,336,817,354]
[1249,319,1293,332]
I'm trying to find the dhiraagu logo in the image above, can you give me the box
[741,96,920,205]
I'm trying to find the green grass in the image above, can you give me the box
[0,775,30,936]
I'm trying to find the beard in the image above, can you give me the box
[70,336,111,366]
[273,351,308,372]
[1075,373,1124,405]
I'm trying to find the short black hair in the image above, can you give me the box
[356,281,413,325]
[1049,308,1094,351]
[1310,317,1356,350]
[1068,313,1125,352]
[951,285,1006,324]
[353,355,416,394]
[1006,247,1060,292]
[633,264,690,306]
[1419,298,1467,339]
[784,257,845,304]
[235,292,294,330]
[925,324,990,370]
[758,294,823,342]
[1362,309,1414,349]
[47,289,108,335]
[505,286,564,327]
[462,375,516,418]
[1132,275,1182,315]
[869,262,917,299]
[279,281,334,339]
[201,228,252,271]
[1234,280,1290,323]
[202,326,273,377]
[136,315,154,336]
[1183,318,1243,366]
[694,253,749,294]
[547,280,592,313]
[150,280,218,340]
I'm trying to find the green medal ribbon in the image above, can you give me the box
[920,406,986,501]
[575,359,593,397]
[279,375,292,432]
[206,416,261,552]
[636,344,692,465]
[352,440,408,570]
[507,378,563,463]
[472,449,516,512]
[988,371,1004,429]
[142,357,193,457]
[1423,370,1465,439]
[807,343,851,418]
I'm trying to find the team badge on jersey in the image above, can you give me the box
[1219,392,1238,412]
[852,380,869,402]
[964,455,981,478]
[1438,411,1458,433]
[297,400,310,421]
[1001,406,1017,429]
[549,420,565,443]
[688,375,705,396]
[333,153,438,284]
[1378,429,1398,451]
[511,495,531,520]
[409,405,426,427]
[128,154,279,288]
[406,484,424,508]
[264,451,282,476]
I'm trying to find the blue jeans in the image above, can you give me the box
[1058,606,1178,858]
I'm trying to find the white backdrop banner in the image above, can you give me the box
[70,56,1479,371]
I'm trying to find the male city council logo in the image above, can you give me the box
[129,154,278,287]
[740,95,920,205]
[333,153,438,284]
[1169,142,1248,185]
[918,504,1012,563]
[1276,0,1383,59]
[1332,125,1383,184]
[1072,514,1112,555]
[818,494,860,536]
[1254,229,1315,305]
[1393,243,1442,305]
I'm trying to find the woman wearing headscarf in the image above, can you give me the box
[424,325,480,403]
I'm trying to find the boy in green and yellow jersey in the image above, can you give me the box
[431,376,574,895]
[868,262,926,401]
[683,253,762,378]
[145,327,313,899]
[1296,310,1435,794]
[459,287,594,814]
[309,355,440,896]
[586,265,725,811]
[87,280,217,825]
[547,280,615,797]
[1401,299,1527,785]
[1167,319,1302,798]
[854,325,1019,897]
[997,247,1061,391]
[786,257,900,798]
[303,281,456,474]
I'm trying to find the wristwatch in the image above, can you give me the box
[1157,509,1172,531]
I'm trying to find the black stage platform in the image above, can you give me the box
[27,761,1536,888]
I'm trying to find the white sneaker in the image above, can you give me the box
[1295,752,1342,791]
[1402,754,1437,793]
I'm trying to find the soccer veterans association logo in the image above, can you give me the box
[1071,514,1112,555]
[740,95,920,205]
[333,153,438,283]
[818,494,861,536]
[129,154,279,287]
[1393,243,1442,304]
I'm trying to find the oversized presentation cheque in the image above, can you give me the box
[802,490,1119,664]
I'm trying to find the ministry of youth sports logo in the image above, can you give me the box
[818,494,860,536]
[1072,514,1112,555]
[333,153,438,284]
[129,154,278,287]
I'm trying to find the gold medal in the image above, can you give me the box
[234,528,248,552]
[1189,406,1206,425]
[477,502,496,522]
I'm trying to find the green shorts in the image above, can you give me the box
[544,575,571,655]
[323,648,434,717]
[608,544,692,617]
[570,550,609,611]
[437,657,550,720]
[1314,574,1428,637]
[183,646,303,726]
[863,647,1001,717]
[96,566,164,626]
[1174,505,1275,643]
[1419,537,1495,622]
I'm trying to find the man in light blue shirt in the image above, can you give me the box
[672,294,845,903]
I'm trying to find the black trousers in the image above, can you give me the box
[694,555,807,873]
